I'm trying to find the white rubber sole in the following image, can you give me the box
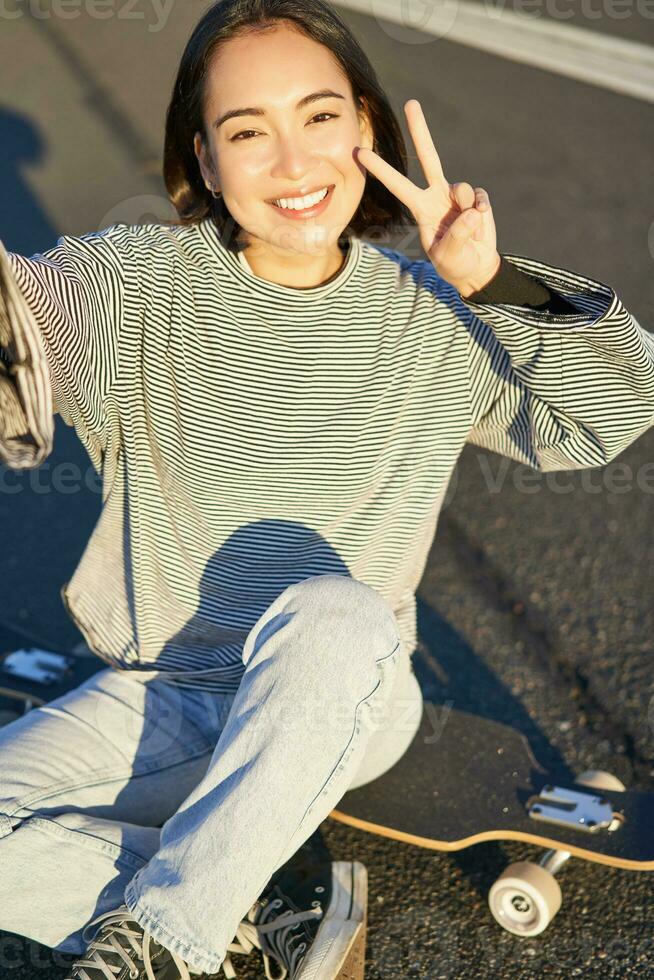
[295,861,368,980]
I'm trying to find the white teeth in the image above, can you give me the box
[273,187,329,210]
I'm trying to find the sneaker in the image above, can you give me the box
[251,860,368,980]
[64,902,261,979]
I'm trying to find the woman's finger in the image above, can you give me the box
[475,187,490,211]
[405,100,448,190]
[473,188,492,240]
[472,219,486,242]
[355,146,420,213]
[453,182,475,211]
[443,207,479,245]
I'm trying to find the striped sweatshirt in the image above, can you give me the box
[1,218,653,692]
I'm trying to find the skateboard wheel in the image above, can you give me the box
[488,861,562,937]
[576,769,626,792]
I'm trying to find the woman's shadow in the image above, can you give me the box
[45,515,577,950]
[0,106,58,255]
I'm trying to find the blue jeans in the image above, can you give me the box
[0,574,423,975]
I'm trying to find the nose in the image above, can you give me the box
[269,133,317,184]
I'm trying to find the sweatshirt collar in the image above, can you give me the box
[197,218,362,301]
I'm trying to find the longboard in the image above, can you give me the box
[329,705,654,936]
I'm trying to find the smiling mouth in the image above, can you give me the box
[268,185,335,211]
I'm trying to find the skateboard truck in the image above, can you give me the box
[527,783,618,834]
[331,705,644,941]
[0,647,105,722]
[0,648,75,687]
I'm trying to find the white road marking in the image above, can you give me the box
[336,0,654,104]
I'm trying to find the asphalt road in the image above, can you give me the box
[0,1,652,977]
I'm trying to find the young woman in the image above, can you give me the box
[1,1,652,978]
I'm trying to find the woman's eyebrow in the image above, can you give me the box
[213,89,345,129]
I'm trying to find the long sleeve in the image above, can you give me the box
[0,225,134,472]
[0,240,54,469]
[466,254,580,315]
[460,252,654,472]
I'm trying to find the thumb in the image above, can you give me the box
[446,208,479,243]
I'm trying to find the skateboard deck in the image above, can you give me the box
[329,706,654,870]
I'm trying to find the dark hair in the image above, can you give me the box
[162,0,414,252]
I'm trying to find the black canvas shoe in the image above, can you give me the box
[251,860,368,980]
[64,902,261,979]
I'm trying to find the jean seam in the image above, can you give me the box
[1,740,214,820]
[376,639,401,666]
[124,890,220,969]
[8,815,149,871]
[293,639,401,829]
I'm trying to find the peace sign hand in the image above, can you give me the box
[355,100,501,298]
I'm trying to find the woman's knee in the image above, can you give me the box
[346,656,424,790]
[283,574,400,660]
[243,575,401,675]
[279,574,400,651]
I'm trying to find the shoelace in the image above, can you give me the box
[219,916,262,978]
[254,898,324,980]
[65,905,264,980]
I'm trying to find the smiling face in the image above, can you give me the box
[194,22,374,267]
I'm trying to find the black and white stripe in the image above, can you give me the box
[1,219,652,692]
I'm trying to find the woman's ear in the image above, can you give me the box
[194,131,218,192]
[357,96,375,152]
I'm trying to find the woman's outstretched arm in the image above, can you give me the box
[357,98,653,472]
[0,224,135,474]
[458,255,654,472]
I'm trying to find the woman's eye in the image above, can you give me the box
[230,112,338,142]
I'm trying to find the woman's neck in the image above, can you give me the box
[239,240,348,290]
